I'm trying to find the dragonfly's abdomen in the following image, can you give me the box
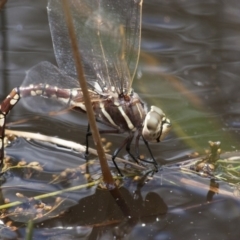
[19,84,101,108]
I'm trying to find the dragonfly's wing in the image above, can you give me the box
[47,0,142,94]
[21,61,80,89]
[21,61,80,112]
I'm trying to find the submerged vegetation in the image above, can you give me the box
[0,131,239,238]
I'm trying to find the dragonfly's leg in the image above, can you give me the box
[142,136,158,170]
[0,114,5,168]
[85,124,91,155]
[125,133,140,165]
[134,133,141,158]
[134,133,158,170]
[0,88,21,167]
[112,134,134,176]
[85,126,120,154]
[85,127,125,175]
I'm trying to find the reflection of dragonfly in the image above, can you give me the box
[0,0,171,175]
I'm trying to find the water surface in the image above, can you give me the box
[0,0,240,239]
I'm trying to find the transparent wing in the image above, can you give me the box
[21,61,80,112]
[47,0,142,94]
[21,61,80,89]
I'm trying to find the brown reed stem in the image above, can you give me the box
[61,0,115,188]
[0,0,7,10]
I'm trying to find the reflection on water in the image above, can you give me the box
[1,0,240,239]
[2,138,240,239]
[135,0,240,162]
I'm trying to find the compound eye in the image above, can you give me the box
[146,112,160,131]
[159,118,171,141]
[142,106,171,143]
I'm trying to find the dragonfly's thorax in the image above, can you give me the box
[92,91,146,132]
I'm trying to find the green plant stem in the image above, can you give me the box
[0,180,100,210]
[25,220,34,240]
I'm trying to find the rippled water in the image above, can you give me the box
[1,0,240,239]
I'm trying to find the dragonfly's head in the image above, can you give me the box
[142,106,171,143]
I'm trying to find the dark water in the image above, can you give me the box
[1,0,240,239]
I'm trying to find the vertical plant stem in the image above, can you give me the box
[0,0,7,10]
[25,220,33,240]
[61,1,133,218]
[61,0,115,187]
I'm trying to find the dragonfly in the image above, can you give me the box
[0,0,171,175]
